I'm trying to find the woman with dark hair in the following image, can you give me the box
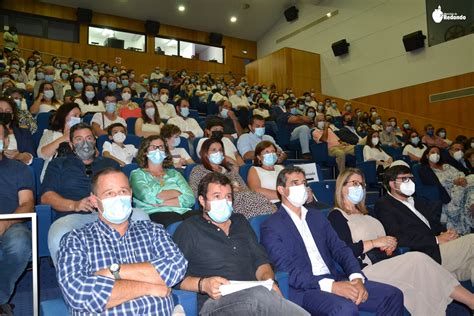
[0,96,35,165]
[363,130,393,170]
[37,103,81,180]
[31,82,62,114]
[130,135,196,227]
[135,99,163,137]
[402,130,427,162]
[419,146,473,235]
[328,168,474,315]
[75,83,104,115]
[247,140,285,203]
[64,75,85,103]
[189,138,276,219]
[117,86,140,120]
[3,87,37,134]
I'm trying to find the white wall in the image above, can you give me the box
[257,0,474,99]
[199,46,224,63]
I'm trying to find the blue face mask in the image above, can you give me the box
[278,100,285,107]
[100,80,107,88]
[331,103,337,109]
[308,112,315,118]
[254,127,265,138]
[209,151,224,165]
[121,79,129,87]
[61,73,69,80]
[85,91,95,100]
[290,108,298,115]
[74,82,84,91]
[36,72,45,80]
[347,185,365,204]
[151,87,159,94]
[108,82,117,90]
[403,123,410,129]
[262,152,278,167]
[106,102,116,113]
[207,199,233,223]
[236,90,242,97]
[0,139,3,152]
[44,75,54,83]
[427,130,434,137]
[220,108,228,119]
[172,137,181,148]
[180,107,189,117]
[147,149,166,165]
[411,136,420,145]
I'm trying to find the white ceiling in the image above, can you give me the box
[40,0,323,41]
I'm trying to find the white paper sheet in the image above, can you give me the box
[219,279,274,296]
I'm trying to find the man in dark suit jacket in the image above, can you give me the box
[261,166,404,315]
[375,165,474,283]
[443,142,472,175]
[335,114,365,145]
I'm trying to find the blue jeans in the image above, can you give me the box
[290,125,311,154]
[0,223,32,304]
[48,209,150,267]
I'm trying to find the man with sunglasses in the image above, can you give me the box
[41,123,149,266]
[376,165,474,283]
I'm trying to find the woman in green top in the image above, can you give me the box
[130,135,198,227]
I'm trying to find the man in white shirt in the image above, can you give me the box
[150,67,164,80]
[261,166,404,315]
[325,100,342,118]
[237,114,287,162]
[211,88,228,103]
[229,86,250,109]
[156,87,176,120]
[167,98,203,140]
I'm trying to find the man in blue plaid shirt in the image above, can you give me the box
[56,168,187,315]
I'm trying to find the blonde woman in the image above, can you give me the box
[327,168,474,315]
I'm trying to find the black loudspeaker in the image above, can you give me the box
[209,32,223,46]
[331,39,350,56]
[76,8,92,24]
[284,6,299,22]
[145,20,160,35]
[402,31,426,52]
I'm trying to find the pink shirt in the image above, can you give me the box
[421,135,448,148]
[312,128,340,148]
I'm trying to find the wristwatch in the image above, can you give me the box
[109,263,121,280]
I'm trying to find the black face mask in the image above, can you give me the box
[0,112,13,125]
[211,130,224,140]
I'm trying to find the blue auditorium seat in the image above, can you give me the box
[183,163,197,181]
[36,204,53,258]
[309,180,336,206]
[122,163,139,178]
[239,163,253,184]
[125,117,138,135]
[176,136,190,154]
[310,142,337,177]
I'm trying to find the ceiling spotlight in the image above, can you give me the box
[326,12,332,17]
[178,5,186,12]
[242,50,248,54]
[230,16,237,23]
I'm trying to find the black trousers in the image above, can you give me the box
[149,210,201,228]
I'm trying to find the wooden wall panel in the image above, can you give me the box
[245,47,321,96]
[1,0,256,78]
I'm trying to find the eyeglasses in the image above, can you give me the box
[344,180,366,188]
[149,144,164,151]
[85,164,93,177]
[395,176,415,183]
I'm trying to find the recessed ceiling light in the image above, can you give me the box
[178,5,186,12]
[326,12,332,17]
[230,16,237,23]
[242,50,248,54]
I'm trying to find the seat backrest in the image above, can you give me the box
[122,163,139,178]
[166,221,183,236]
[356,160,377,186]
[411,163,423,186]
[249,214,271,243]
[183,163,197,181]
[310,142,329,164]
[82,113,94,125]
[309,180,336,206]
[177,136,190,154]
[239,163,253,184]
[192,137,202,162]
[354,145,364,164]
[29,158,45,202]
[126,117,138,135]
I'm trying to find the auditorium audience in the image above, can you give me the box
[130,135,196,227]
[102,123,137,167]
[3,87,37,133]
[363,130,393,170]
[167,98,203,141]
[418,146,473,235]
[437,127,452,146]
[402,131,426,162]
[379,120,402,147]
[156,87,176,120]
[64,75,85,102]
[371,115,383,132]
[117,86,140,119]
[161,124,194,168]
[56,168,186,315]
[422,124,449,148]
[260,166,404,315]
[325,99,342,118]
[31,81,63,114]
[134,99,163,137]
[91,92,127,136]
[217,99,242,137]
[189,138,275,218]
[74,82,105,115]
[0,123,34,316]
[328,168,474,314]
[445,141,472,175]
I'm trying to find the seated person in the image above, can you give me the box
[31,82,63,114]
[371,116,383,132]
[422,124,449,149]
[135,99,164,137]
[444,141,472,175]
[64,75,85,103]
[56,168,187,315]
[167,98,203,141]
[325,99,342,118]
[418,146,473,235]
[190,138,276,219]
[335,114,365,146]
[143,82,160,102]
[217,99,242,138]
[436,128,452,146]
[173,172,309,316]
[196,116,244,166]
[3,87,37,134]
[211,86,228,103]
[401,120,415,141]
[161,124,194,169]
[37,103,81,180]
[91,92,127,137]
[117,87,141,120]
[130,135,197,227]
[375,165,474,284]
[156,87,176,120]
[74,83,105,115]
[328,168,474,314]
[237,115,287,162]
[0,123,34,315]
[102,123,138,167]
[379,121,402,147]
[41,122,149,266]
[0,96,34,165]
[260,166,404,315]
[387,117,403,138]
[402,131,426,162]
[228,86,251,128]
[97,75,121,101]
[247,141,285,203]
[313,113,355,173]
[363,130,393,170]
[465,148,474,174]
[273,100,313,159]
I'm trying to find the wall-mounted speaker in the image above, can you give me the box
[76,8,92,24]
[331,39,350,56]
[209,32,223,46]
[284,6,299,22]
[402,30,426,52]
[145,20,160,35]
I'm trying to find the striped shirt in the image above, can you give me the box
[56,218,187,315]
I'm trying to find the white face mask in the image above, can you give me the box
[100,195,133,224]
[429,153,440,164]
[372,137,379,146]
[286,184,308,208]
[145,107,156,119]
[113,132,126,143]
[160,94,169,104]
[399,180,415,197]
[121,92,131,101]
[453,150,464,161]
